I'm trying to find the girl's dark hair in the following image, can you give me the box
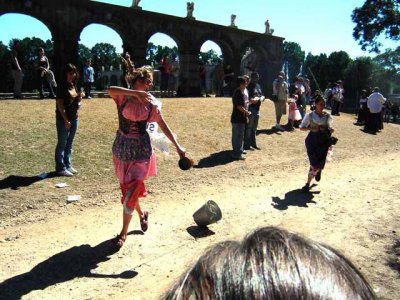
[315,94,326,105]
[163,227,376,300]
[58,63,79,95]
[236,76,246,86]
[65,63,79,86]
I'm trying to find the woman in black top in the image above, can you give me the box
[55,64,84,176]
[231,76,251,160]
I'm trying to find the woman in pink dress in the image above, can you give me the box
[108,66,186,248]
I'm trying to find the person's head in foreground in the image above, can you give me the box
[163,226,375,300]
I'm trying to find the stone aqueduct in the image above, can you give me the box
[0,0,284,96]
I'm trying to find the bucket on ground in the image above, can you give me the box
[193,200,222,227]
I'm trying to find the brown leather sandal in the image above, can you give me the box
[140,211,149,232]
[114,234,126,248]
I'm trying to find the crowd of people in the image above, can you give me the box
[7,47,387,298]
[227,69,391,194]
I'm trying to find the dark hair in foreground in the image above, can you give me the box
[163,226,375,300]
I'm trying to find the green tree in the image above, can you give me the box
[91,43,119,72]
[327,51,352,83]
[146,42,158,65]
[373,47,400,74]
[343,57,374,108]
[90,43,119,89]
[198,49,222,65]
[283,41,305,82]
[352,0,400,53]
[303,52,330,92]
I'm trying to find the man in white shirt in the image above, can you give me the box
[366,87,386,133]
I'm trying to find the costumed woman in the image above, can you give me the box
[108,66,186,248]
[299,96,334,192]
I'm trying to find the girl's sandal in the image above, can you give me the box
[140,211,149,232]
[114,234,126,248]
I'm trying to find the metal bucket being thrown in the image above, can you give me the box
[193,200,222,227]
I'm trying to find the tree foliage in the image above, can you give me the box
[327,51,352,82]
[283,41,305,82]
[198,49,222,65]
[303,53,330,92]
[352,0,400,53]
[373,46,400,74]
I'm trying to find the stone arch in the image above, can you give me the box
[0,13,55,92]
[0,0,283,97]
[198,34,236,65]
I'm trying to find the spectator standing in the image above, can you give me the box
[272,71,289,131]
[36,47,56,99]
[83,59,95,99]
[244,72,263,150]
[10,40,24,99]
[331,80,344,116]
[204,60,215,97]
[55,64,84,177]
[295,77,307,118]
[159,55,171,94]
[355,89,368,126]
[231,77,251,160]
[168,54,179,95]
[365,87,386,133]
[199,62,206,96]
[222,64,235,97]
[287,95,302,130]
[324,82,333,109]
[213,62,224,97]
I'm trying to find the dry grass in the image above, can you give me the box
[1,96,399,226]
[0,97,235,224]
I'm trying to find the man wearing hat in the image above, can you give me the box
[331,80,344,115]
[272,71,289,131]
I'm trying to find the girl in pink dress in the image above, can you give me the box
[108,66,186,248]
[288,95,302,130]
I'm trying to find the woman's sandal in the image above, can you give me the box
[140,211,149,232]
[114,234,126,248]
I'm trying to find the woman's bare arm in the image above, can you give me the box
[108,86,151,104]
[157,115,186,158]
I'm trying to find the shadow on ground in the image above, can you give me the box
[194,150,234,168]
[186,225,215,239]
[386,238,400,275]
[0,171,58,190]
[0,238,137,299]
[257,127,285,135]
[271,187,320,210]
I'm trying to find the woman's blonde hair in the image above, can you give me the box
[127,65,153,87]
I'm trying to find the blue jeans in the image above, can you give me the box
[55,118,78,172]
[231,123,245,158]
[244,112,259,148]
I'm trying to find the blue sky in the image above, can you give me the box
[0,0,396,58]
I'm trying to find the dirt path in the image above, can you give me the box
[0,99,399,299]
